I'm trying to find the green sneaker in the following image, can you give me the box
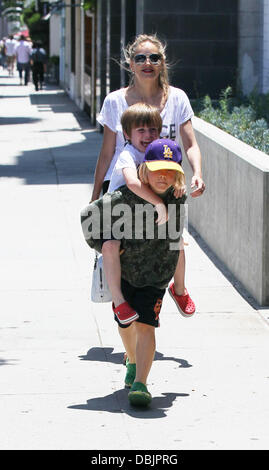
[125,358,136,388]
[128,381,152,406]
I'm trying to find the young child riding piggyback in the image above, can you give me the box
[101,103,193,326]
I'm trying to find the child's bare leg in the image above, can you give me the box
[118,324,136,364]
[173,248,185,295]
[134,323,156,384]
[102,240,125,307]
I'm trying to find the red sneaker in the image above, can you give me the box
[168,283,195,317]
[112,301,139,325]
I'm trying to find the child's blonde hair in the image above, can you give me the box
[138,162,185,192]
[121,103,163,138]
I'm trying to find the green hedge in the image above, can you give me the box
[193,87,269,155]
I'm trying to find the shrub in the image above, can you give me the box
[21,1,49,51]
[195,87,269,154]
[49,55,59,65]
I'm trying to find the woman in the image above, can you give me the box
[91,33,205,314]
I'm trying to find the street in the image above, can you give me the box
[0,70,269,451]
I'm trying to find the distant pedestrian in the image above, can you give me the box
[5,35,18,76]
[31,41,47,91]
[15,35,32,85]
[0,37,7,70]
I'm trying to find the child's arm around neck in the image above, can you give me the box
[122,167,168,225]
[123,167,162,205]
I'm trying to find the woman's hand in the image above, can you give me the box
[180,120,206,199]
[190,175,206,198]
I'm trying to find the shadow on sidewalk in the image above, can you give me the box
[29,91,83,114]
[0,87,100,185]
[0,95,30,98]
[79,347,192,368]
[68,389,189,419]
[0,83,22,87]
[0,129,99,185]
[75,347,191,416]
[0,357,19,366]
[0,117,41,125]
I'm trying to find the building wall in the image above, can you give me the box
[263,0,269,92]
[55,0,269,116]
[96,0,108,118]
[238,0,264,95]
[96,0,136,115]
[142,0,238,98]
[110,0,121,93]
[83,10,96,121]
[49,13,61,58]
[74,6,82,107]
[64,2,71,91]
[0,17,8,38]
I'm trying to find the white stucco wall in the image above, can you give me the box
[184,117,269,305]
[49,13,61,57]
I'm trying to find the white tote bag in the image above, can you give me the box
[91,251,112,303]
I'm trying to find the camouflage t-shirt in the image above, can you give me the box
[81,185,186,289]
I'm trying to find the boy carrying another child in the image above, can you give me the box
[81,135,191,406]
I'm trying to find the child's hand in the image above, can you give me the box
[155,202,168,225]
[173,185,187,198]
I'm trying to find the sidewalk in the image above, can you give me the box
[0,70,269,451]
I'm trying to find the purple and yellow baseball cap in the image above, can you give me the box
[143,138,184,174]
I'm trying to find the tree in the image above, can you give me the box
[21,1,49,51]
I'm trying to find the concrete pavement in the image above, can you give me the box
[0,70,269,451]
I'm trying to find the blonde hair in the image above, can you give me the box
[138,162,185,192]
[123,34,170,99]
[121,103,162,138]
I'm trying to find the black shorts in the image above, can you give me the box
[115,278,166,329]
[102,180,110,194]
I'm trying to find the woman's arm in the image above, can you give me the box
[180,119,206,198]
[90,125,117,201]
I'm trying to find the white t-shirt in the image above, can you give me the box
[108,143,144,192]
[5,39,18,56]
[97,85,194,181]
[15,41,32,63]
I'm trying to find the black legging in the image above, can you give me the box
[32,62,44,90]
